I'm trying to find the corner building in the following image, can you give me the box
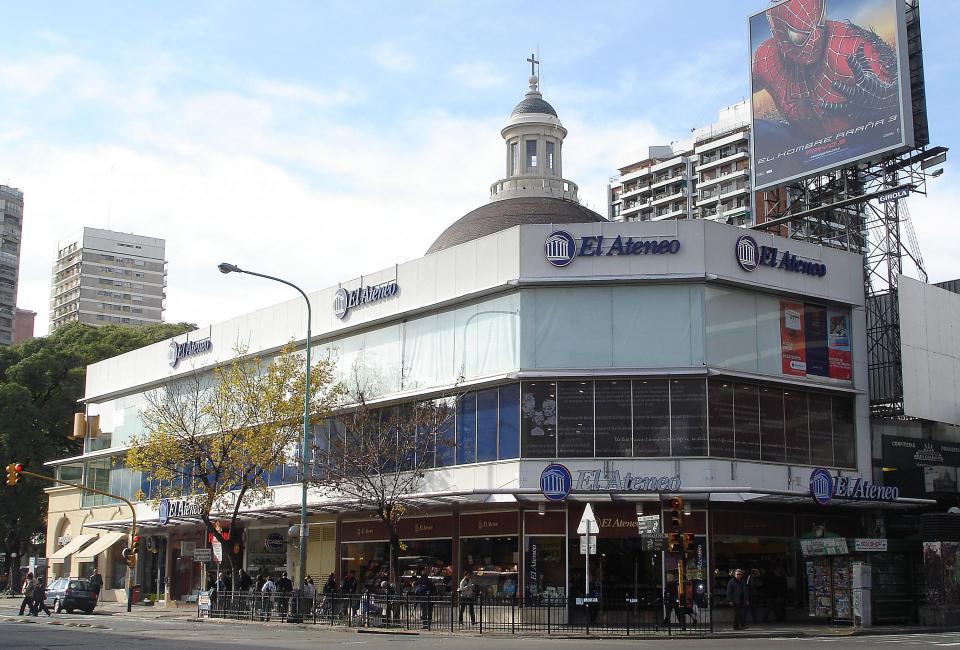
[45,72,917,624]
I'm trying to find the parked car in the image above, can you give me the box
[45,577,98,614]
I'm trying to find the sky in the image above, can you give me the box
[3,0,959,335]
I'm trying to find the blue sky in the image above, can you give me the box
[3,1,958,333]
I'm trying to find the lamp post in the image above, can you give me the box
[218,262,312,597]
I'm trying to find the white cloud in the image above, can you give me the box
[451,62,505,90]
[371,41,416,73]
[904,167,960,284]
[249,80,357,109]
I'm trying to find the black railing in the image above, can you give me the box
[201,591,713,636]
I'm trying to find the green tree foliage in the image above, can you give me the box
[0,321,195,589]
[127,344,342,585]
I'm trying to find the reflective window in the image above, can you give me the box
[558,382,593,458]
[498,384,520,460]
[832,396,856,468]
[670,379,707,456]
[457,394,476,465]
[476,389,498,462]
[526,140,537,171]
[734,383,761,460]
[546,142,555,171]
[521,382,556,458]
[809,393,834,466]
[633,379,670,457]
[784,391,810,465]
[708,381,735,459]
[759,387,786,463]
[595,381,631,457]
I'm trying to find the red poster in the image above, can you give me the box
[827,310,852,381]
[780,301,806,376]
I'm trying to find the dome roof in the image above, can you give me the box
[510,93,558,118]
[426,197,606,254]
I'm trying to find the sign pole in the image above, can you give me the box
[585,519,591,607]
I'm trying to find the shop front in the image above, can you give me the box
[246,527,289,580]
[460,511,519,598]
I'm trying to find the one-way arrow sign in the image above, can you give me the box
[577,503,598,535]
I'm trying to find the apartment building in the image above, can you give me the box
[49,228,166,332]
[0,185,24,345]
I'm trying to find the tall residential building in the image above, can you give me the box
[0,185,24,345]
[13,308,36,344]
[609,101,776,228]
[49,228,167,332]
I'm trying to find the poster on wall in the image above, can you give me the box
[827,310,852,380]
[749,0,913,191]
[521,382,557,458]
[780,301,807,376]
[805,306,829,378]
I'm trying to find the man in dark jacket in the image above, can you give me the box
[276,571,293,618]
[726,569,750,630]
[414,572,435,629]
[238,569,253,592]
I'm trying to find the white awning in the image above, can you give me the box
[73,532,127,563]
[48,533,97,564]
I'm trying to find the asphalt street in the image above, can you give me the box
[2,613,960,650]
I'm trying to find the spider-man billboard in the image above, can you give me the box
[749,0,914,190]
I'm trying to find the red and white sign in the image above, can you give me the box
[854,538,888,552]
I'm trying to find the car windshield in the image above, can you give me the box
[68,580,91,590]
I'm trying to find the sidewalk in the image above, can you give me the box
[0,597,197,621]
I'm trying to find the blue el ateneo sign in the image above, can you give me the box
[545,230,680,268]
[540,464,573,501]
[809,468,899,505]
[334,280,399,319]
[736,234,826,277]
[158,498,170,525]
[168,337,212,368]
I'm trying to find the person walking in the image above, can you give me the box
[32,578,52,617]
[726,568,750,631]
[341,569,358,619]
[18,573,36,616]
[414,572,435,629]
[457,570,476,626]
[89,569,103,602]
[275,571,293,619]
[238,568,253,592]
[260,574,276,621]
[321,573,338,617]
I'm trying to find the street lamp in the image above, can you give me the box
[218,262,312,596]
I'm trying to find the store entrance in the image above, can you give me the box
[569,538,661,614]
[712,538,796,623]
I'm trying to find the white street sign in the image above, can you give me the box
[212,539,223,563]
[193,548,212,563]
[579,536,597,555]
[577,503,598,535]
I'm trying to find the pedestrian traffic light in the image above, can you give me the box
[666,532,680,553]
[682,532,695,552]
[5,463,23,486]
[669,496,684,528]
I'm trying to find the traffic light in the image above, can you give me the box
[669,496,684,529]
[125,534,139,568]
[130,534,140,555]
[666,532,680,553]
[682,532,695,552]
[5,463,23,486]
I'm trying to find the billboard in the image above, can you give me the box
[749,0,914,190]
[780,300,852,381]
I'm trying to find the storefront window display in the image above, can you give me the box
[461,536,519,598]
[109,543,127,589]
[525,536,565,600]
[341,540,453,594]
[246,528,288,577]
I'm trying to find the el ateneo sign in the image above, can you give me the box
[809,468,899,505]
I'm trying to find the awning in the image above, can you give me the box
[48,533,97,565]
[73,532,127,563]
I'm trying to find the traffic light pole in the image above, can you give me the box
[11,468,139,613]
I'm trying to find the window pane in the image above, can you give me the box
[498,384,520,459]
[526,140,537,171]
[708,380,735,459]
[457,393,477,465]
[809,393,833,466]
[521,382,556,458]
[436,400,456,467]
[633,379,670,457]
[558,381,594,458]
[511,142,519,176]
[595,380,631,457]
[546,142,555,171]
[476,389,498,462]
[671,379,707,456]
[832,396,856,468]
[734,383,761,460]
[759,387,785,463]
[784,391,810,465]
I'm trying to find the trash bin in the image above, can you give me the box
[131,585,141,603]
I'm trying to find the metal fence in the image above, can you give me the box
[201,591,713,636]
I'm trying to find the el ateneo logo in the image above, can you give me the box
[809,468,899,505]
[544,230,680,268]
[540,463,573,501]
[168,338,212,368]
[334,280,398,319]
[735,234,826,277]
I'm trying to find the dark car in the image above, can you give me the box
[45,577,98,614]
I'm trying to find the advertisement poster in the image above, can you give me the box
[827,310,852,380]
[749,0,912,190]
[805,306,829,378]
[780,301,807,376]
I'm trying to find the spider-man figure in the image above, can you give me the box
[753,0,899,139]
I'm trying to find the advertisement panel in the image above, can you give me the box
[780,301,807,376]
[780,301,853,381]
[749,0,914,190]
[827,310,852,380]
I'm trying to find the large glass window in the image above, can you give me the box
[521,382,556,458]
[708,381,735,458]
[461,536,519,598]
[784,391,810,465]
[671,379,707,456]
[457,395,476,465]
[526,140,537,171]
[511,142,519,176]
[546,142,555,171]
[558,381,593,458]
[633,379,670,457]
[734,383,761,460]
[832,396,856,468]
[809,393,834,466]
[759,387,786,463]
[497,384,520,460]
[525,536,564,599]
[436,401,456,467]
[476,389,498,462]
[595,380,631,457]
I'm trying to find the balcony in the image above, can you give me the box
[652,204,688,221]
[698,166,749,189]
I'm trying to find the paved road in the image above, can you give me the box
[2,613,960,650]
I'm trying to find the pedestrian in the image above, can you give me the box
[662,573,683,628]
[414,572,435,629]
[457,570,476,626]
[341,569,358,619]
[18,573,36,616]
[276,571,293,618]
[238,568,253,592]
[89,569,103,602]
[32,578,52,617]
[726,568,750,631]
[321,573,338,617]
[260,574,276,621]
[255,571,266,593]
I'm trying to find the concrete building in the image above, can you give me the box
[609,102,771,228]
[0,185,24,345]
[49,228,167,332]
[13,308,36,344]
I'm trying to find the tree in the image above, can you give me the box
[309,388,455,586]
[127,344,342,586]
[0,321,196,591]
